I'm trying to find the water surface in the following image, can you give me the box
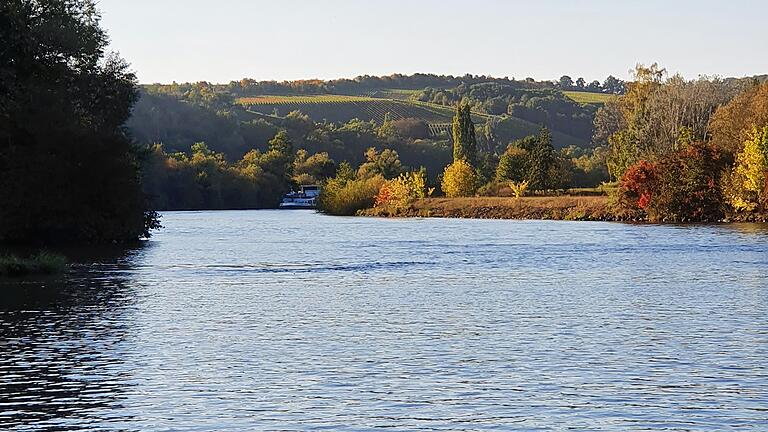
[2,211,767,430]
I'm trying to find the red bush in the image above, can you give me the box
[620,160,657,210]
[617,142,726,222]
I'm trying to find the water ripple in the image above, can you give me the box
[1,211,767,431]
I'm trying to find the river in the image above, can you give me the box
[2,211,767,430]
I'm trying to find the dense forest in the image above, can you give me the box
[605,66,768,221]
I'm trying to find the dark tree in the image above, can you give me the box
[558,75,574,89]
[603,75,626,94]
[267,129,295,179]
[0,0,159,244]
[524,127,556,191]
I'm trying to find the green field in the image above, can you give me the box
[563,91,615,105]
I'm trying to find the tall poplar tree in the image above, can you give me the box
[452,102,477,166]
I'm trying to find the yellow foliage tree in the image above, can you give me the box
[441,160,478,197]
[375,171,427,210]
[728,125,768,211]
[710,82,768,156]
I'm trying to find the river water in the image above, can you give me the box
[1,211,767,431]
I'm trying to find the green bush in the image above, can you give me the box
[317,175,385,216]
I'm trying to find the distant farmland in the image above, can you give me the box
[366,89,420,100]
[236,93,588,147]
[236,94,456,125]
[563,91,615,105]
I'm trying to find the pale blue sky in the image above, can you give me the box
[98,0,767,84]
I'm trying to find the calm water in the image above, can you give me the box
[2,211,767,431]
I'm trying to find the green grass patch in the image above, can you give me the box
[0,252,68,277]
[563,91,615,105]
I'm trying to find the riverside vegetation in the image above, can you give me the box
[129,63,767,222]
[3,1,768,260]
[326,65,768,223]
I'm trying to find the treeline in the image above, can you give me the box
[143,132,324,210]
[601,64,768,221]
[556,75,627,94]
[145,129,431,215]
[141,118,452,210]
[144,73,631,98]
[150,73,557,98]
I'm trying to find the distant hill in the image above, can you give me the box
[129,72,768,161]
[133,72,611,158]
[236,92,589,148]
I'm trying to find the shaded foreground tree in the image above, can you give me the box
[0,0,158,243]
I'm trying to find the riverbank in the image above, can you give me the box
[362,196,623,221]
[360,196,768,223]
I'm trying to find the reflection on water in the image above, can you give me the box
[1,212,767,431]
[1,246,142,431]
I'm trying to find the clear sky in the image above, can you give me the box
[97,0,767,84]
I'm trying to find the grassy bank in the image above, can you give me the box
[362,196,623,221]
[0,252,68,277]
[361,196,768,223]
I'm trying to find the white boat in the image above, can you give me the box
[279,185,320,209]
